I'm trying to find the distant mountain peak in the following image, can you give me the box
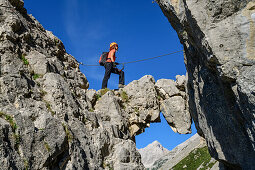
[151,140,160,145]
[138,141,169,168]
[149,140,166,150]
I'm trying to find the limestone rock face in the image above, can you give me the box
[119,75,192,137]
[0,0,192,169]
[157,0,255,169]
[156,75,191,134]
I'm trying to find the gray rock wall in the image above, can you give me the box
[157,0,255,169]
[0,0,192,169]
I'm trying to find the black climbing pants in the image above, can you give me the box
[102,62,124,89]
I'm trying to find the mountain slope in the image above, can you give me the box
[138,141,169,168]
[149,134,218,170]
[171,146,218,170]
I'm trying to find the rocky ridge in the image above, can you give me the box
[156,0,255,169]
[138,141,169,168]
[139,134,219,170]
[0,0,192,169]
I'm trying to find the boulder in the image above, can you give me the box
[161,96,191,134]
[156,79,180,98]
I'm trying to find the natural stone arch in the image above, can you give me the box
[93,75,192,140]
[1,0,254,169]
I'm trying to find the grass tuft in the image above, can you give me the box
[44,100,55,115]
[44,141,51,152]
[103,161,113,170]
[95,94,101,101]
[4,114,17,132]
[14,133,21,150]
[100,88,110,96]
[62,123,73,143]
[89,108,94,112]
[21,54,29,65]
[157,94,162,101]
[134,107,139,113]
[95,88,110,102]
[24,159,29,170]
[120,90,129,102]
[0,112,21,151]
[32,74,40,80]
[40,90,47,98]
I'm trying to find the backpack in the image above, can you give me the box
[99,52,109,66]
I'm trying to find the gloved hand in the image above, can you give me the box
[115,62,120,65]
[113,62,119,67]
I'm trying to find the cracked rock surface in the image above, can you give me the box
[0,0,191,169]
[157,0,255,169]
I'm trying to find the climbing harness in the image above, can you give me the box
[78,50,183,70]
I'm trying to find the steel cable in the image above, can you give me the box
[79,50,183,67]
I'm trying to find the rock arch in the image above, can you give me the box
[0,0,254,169]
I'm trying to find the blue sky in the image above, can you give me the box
[24,0,197,150]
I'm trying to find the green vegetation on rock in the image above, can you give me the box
[44,141,51,152]
[0,112,21,150]
[157,94,162,101]
[40,90,47,98]
[21,54,29,65]
[95,94,101,101]
[103,161,113,170]
[4,114,17,132]
[134,107,139,113]
[24,159,29,170]
[44,100,55,115]
[95,88,110,102]
[62,123,73,143]
[88,108,94,112]
[100,88,110,96]
[172,146,216,170]
[120,90,129,102]
[32,73,41,80]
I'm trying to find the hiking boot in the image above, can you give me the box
[118,84,125,89]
